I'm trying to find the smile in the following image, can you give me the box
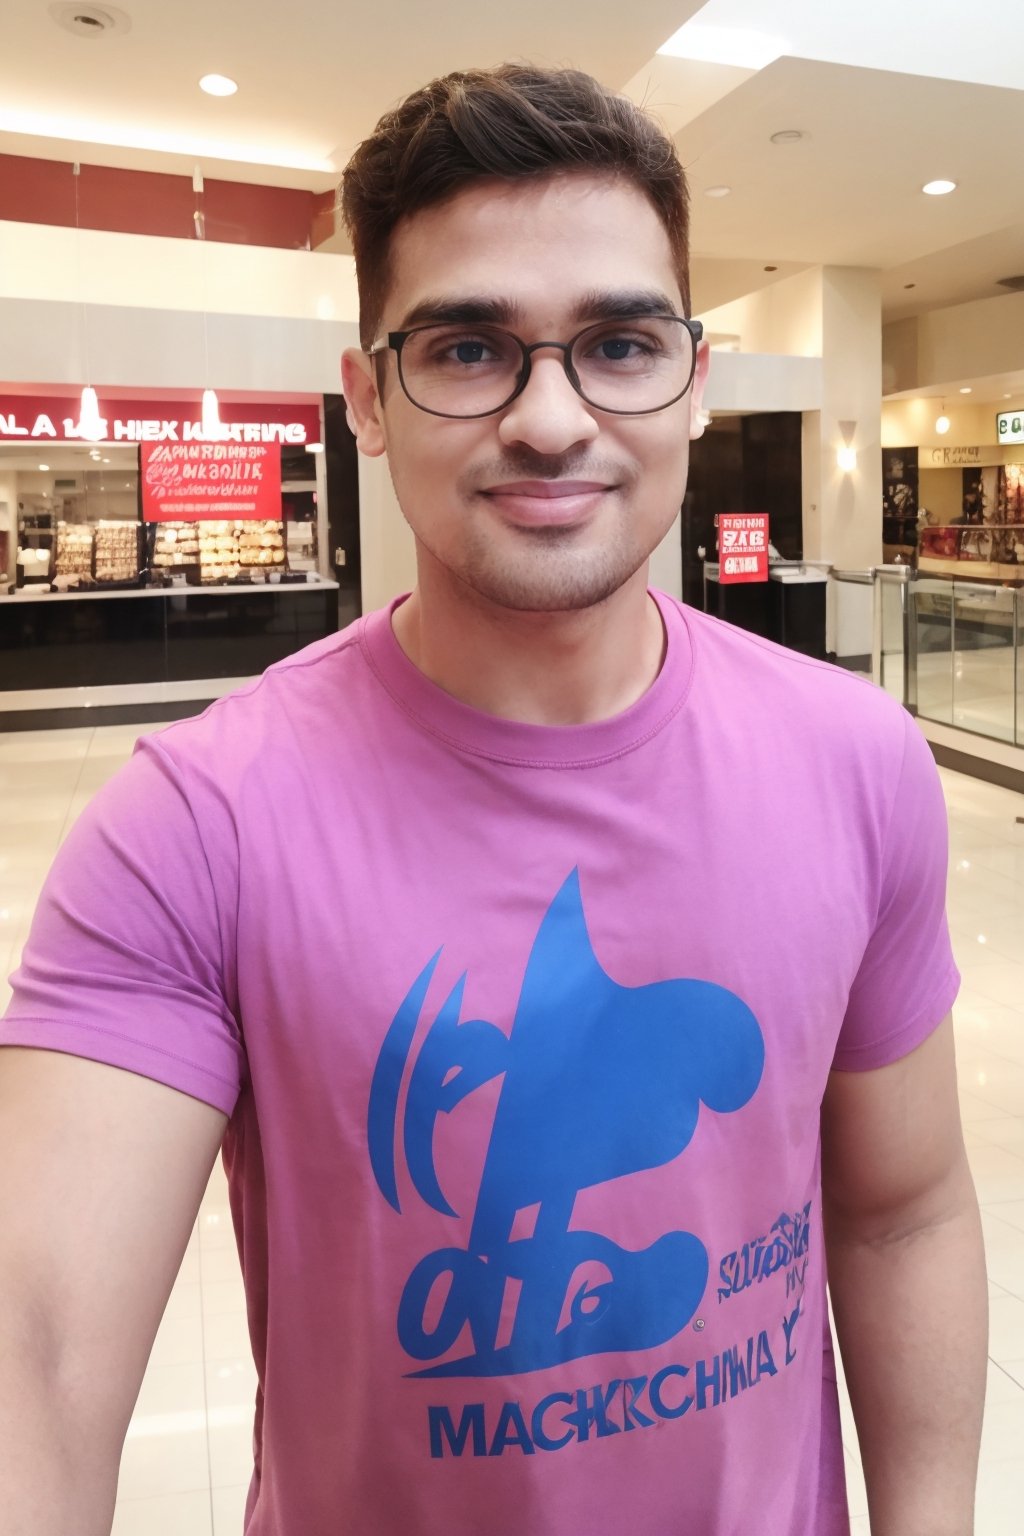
[480,481,613,528]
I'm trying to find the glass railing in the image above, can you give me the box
[874,570,1022,748]
[875,566,912,706]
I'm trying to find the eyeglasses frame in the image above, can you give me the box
[366,315,704,420]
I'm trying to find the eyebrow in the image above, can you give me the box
[398,288,680,332]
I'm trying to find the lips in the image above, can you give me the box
[483,480,611,498]
[480,479,614,528]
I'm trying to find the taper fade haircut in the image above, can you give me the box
[340,63,691,349]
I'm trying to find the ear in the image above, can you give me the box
[341,347,387,458]
[688,339,711,441]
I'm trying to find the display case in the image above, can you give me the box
[918,523,1024,581]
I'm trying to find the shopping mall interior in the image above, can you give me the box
[2,2,1024,1532]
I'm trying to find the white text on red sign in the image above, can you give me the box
[720,529,767,551]
[0,413,308,444]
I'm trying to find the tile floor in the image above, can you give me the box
[1,719,1023,1534]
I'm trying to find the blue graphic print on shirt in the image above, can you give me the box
[367,870,765,1378]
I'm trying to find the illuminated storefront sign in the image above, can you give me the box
[925,445,1010,468]
[0,395,321,446]
[997,410,1024,446]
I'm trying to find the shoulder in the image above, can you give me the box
[662,597,921,822]
[672,596,909,746]
[146,615,374,778]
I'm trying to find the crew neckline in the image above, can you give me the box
[358,588,695,768]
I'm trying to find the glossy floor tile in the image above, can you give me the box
[1,721,1022,1532]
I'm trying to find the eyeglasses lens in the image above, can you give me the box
[398,318,695,417]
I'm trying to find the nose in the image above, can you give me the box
[497,348,600,455]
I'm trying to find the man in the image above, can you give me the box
[0,64,985,1536]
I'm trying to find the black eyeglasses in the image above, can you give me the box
[366,315,703,420]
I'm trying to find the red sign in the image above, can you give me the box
[718,513,769,584]
[141,442,282,522]
[0,395,320,446]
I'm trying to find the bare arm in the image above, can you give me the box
[0,1047,228,1536]
[822,1014,987,1536]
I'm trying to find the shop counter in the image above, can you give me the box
[702,562,772,639]
[769,564,829,660]
[0,576,340,729]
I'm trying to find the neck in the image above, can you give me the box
[391,555,667,727]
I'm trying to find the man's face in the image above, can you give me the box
[343,173,708,614]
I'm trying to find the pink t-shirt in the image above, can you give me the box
[2,590,959,1536]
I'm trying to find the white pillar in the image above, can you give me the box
[802,268,883,572]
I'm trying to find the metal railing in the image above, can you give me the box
[871,569,1022,748]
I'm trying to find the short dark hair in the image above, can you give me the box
[341,63,691,349]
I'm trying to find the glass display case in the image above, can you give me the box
[0,438,337,725]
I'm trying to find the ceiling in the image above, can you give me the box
[1,0,1022,346]
[0,445,137,471]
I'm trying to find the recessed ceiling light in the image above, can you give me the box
[922,179,957,196]
[705,185,732,199]
[1005,394,1013,400]
[770,129,806,145]
[959,387,972,394]
[38,463,50,471]
[200,74,238,97]
[50,4,131,41]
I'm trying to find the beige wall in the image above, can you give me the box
[0,219,358,320]
[918,467,964,524]
[697,268,823,356]
[883,290,1024,396]
[882,397,1009,448]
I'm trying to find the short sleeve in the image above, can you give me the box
[833,710,960,1072]
[0,734,245,1114]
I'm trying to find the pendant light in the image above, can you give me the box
[935,400,951,435]
[202,387,223,438]
[77,385,105,441]
[195,167,224,440]
[73,163,106,442]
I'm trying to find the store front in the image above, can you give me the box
[0,392,342,727]
[681,409,832,660]
[882,440,1024,580]
[879,421,1024,757]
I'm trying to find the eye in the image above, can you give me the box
[418,329,512,369]
[580,327,666,365]
[452,340,491,365]
[597,338,637,361]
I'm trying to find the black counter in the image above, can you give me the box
[0,580,339,728]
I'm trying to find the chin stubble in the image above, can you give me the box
[451,516,650,613]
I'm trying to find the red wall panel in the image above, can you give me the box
[0,153,318,250]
